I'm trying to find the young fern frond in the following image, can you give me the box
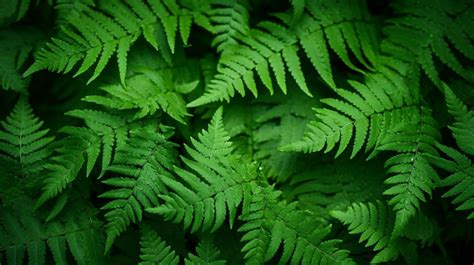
[189,0,379,107]
[83,68,199,123]
[377,107,440,234]
[147,108,257,233]
[239,186,354,265]
[283,66,420,158]
[24,0,213,84]
[185,235,226,265]
[0,96,54,178]
[139,224,179,265]
[100,124,177,253]
[383,0,474,87]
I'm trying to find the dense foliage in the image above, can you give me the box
[1,0,473,264]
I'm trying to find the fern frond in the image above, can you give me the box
[426,144,474,219]
[383,0,474,87]
[377,107,440,233]
[239,186,354,265]
[24,0,213,84]
[443,84,474,155]
[139,224,179,265]
[284,67,420,158]
[188,0,379,106]
[100,124,177,253]
[0,96,54,178]
[0,28,42,91]
[147,107,257,233]
[331,201,399,263]
[83,68,199,123]
[331,201,434,264]
[185,235,226,265]
[0,197,105,265]
[36,107,142,208]
[208,0,250,53]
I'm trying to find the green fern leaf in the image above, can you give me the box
[139,224,179,265]
[426,144,474,219]
[0,96,54,178]
[443,84,474,156]
[283,66,420,158]
[209,0,250,53]
[239,185,354,265]
[83,68,198,123]
[24,0,212,83]
[331,201,434,264]
[383,0,474,87]
[188,0,378,107]
[147,107,257,233]
[377,107,440,234]
[331,201,399,263]
[0,196,105,265]
[100,124,177,253]
[36,107,143,208]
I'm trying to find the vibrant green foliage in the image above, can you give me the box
[1,0,473,264]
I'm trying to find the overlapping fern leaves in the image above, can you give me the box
[147,108,257,232]
[100,124,177,252]
[189,0,379,106]
[1,0,474,264]
[383,0,474,87]
[24,0,213,84]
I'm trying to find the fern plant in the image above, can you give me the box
[1,0,473,264]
